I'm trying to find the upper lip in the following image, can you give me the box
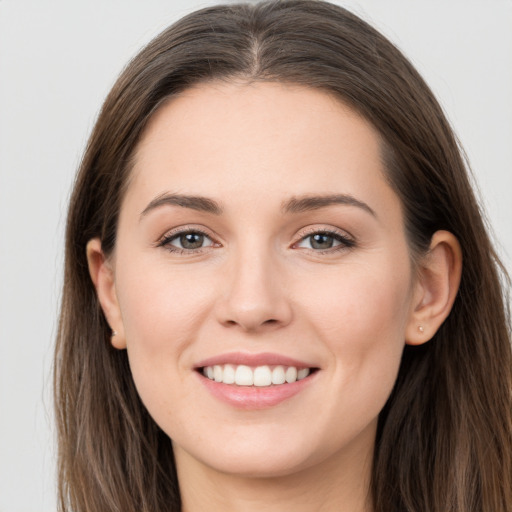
[195,352,318,369]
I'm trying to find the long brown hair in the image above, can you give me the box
[54,1,512,510]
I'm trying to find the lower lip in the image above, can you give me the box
[197,371,317,410]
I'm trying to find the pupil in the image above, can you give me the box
[311,233,333,249]
[181,233,204,249]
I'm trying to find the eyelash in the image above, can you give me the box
[157,226,217,255]
[293,228,355,254]
[157,227,355,255]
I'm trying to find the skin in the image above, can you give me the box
[87,82,462,512]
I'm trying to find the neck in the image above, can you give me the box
[175,427,375,512]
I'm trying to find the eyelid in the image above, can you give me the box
[155,224,221,251]
[154,224,355,254]
[292,225,356,252]
[294,225,354,241]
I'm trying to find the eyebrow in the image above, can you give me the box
[140,193,223,219]
[282,194,376,217]
[140,192,376,219]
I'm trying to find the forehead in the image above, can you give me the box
[125,81,399,221]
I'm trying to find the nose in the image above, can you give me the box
[215,246,293,332]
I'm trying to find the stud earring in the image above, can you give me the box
[112,330,118,336]
[418,325,425,333]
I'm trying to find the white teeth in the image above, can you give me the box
[297,368,310,380]
[253,366,272,387]
[223,364,236,384]
[201,364,313,386]
[285,366,297,383]
[235,365,253,386]
[213,365,223,382]
[272,366,286,385]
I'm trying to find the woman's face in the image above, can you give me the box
[108,82,421,478]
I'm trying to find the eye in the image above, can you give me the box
[295,230,355,252]
[158,229,215,252]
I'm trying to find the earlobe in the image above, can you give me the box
[405,230,462,346]
[86,238,126,349]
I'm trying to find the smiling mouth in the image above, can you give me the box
[199,364,318,387]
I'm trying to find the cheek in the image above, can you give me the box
[300,258,412,389]
[113,257,217,426]
[116,257,209,340]
[304,257,412,333]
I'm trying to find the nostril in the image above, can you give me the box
[222,317,280,329]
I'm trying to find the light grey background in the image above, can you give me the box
[0,1,511,511]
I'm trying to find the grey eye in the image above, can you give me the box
[310,233,336,249]
[297,232,343,250]
[169,232,213,250]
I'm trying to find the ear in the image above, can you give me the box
[86,238,126,349]
[405,230,462,345]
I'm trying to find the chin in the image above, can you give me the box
[201,448,316,479]
[172,425,345,480]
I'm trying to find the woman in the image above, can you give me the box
[54,1,511,511]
